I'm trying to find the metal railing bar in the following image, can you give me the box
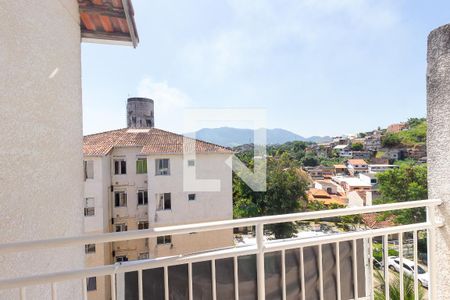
[413,230,419,300]
[0,222,433,291]
[319,244,324,300]
[51,282,57,300]
[211,259,217,300]
[264,222,432,253]
[138,269,143,300]
[336,241,341,300]
[300,247,305,300]
[164,266,169,300]
[0,199,441,255]
[399,233,404,300]
[281,249,286,300]
[234,256,239,300]
[383,234,389,299]
[353,239,358,300]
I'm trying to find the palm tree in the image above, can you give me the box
[373,269,424,300]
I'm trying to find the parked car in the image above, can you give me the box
[387,256,429,288]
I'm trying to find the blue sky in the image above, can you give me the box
[82,0,450,137]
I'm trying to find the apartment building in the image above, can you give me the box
[83,98,234,299]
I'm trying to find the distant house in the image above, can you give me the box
[332,176,372,193]
[386,123,407,133]
[352,151,371,159]
[346,159,368,175]
[380,149,406,161]
[363,131,383,151]
[334,164,348,175]
[368,164,398,173]
[314,180,342,195]
[334,144,352,158]
[307,188,347,207]
[304,166,335,180]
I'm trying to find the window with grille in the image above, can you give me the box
[187,159,195,167]
[156,193,171,210]
[188,194,196,201]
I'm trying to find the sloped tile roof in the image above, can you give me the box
[83,128,233,156]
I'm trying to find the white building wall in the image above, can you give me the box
[0,1,84,299]
[148,153,234,257]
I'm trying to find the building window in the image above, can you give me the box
[155,159,170,175]
[116,256,128,262]
[114,159,127,175]
[137,190,148,205]
[85,244,96,254]
[187,159,195,167]
[188,194,196,201]
[157,193,171,210]
[138,253,149,260]
[114,191,127,207]
[115,224,127,232]
[138,221,149,230]
[84,198,95,217]
[86,277,97,291]
[84,160,94,180]
[157,235,172,245]
[136,158,147,174]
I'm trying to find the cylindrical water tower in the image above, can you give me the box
[127,97,154,128]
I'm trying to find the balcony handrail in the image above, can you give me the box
[0,198,441,255]
[0,220,434,290]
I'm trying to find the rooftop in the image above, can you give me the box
[347,159,368,166]
[83,128,233,156]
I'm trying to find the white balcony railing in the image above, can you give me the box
[0,198,442,300]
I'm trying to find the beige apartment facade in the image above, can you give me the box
[83,124,234,299]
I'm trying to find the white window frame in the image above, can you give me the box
[138,221,149,230]
[115,223,127,232]
[85,244,96,254]
[137,190,148,206]
[156,193,171,211]
[84,160,94,180]
[157,235,172,245]
[113,158,127,175]
[155,159,170,176]
[114,191,127,207]
[84,198,95,217]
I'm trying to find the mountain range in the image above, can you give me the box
[187,127,331,147]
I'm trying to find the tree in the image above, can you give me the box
[381,133,401,147]
[301,153,319,167]
[351,142,364,151]
[375,164,427,224]
[374,270,424,300]
[233,158,309,239]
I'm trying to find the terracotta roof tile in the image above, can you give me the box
[83,128,233,156]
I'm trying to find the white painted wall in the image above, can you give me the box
[0,1,84,298]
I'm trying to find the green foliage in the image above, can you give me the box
[233,158,309,239]
[375,164,427,224]
[301,153,319,167]
[382,133,401,147]
[373,269,425,300]
[381,119,427,148]
[351,142,364,151]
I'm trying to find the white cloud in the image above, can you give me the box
[137,77,191,133]
[178,0,400,81]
